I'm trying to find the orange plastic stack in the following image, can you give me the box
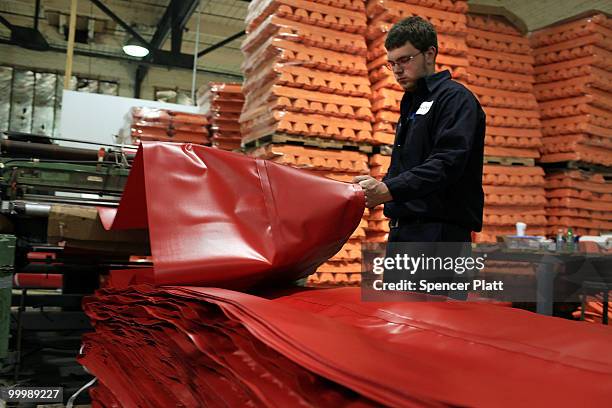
[476,164,547,243]
[197,82,244,150]
[573,292,612,324]
[127,107,210,145]
[247,144,368,285]
[367,154,391,243]
[545,170,612,236]
[365,0,469,146]
[240,0,375,146]
[466,14,542,159]
[531,13,612,166]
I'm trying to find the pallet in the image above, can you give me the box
[484,155,535,166]
[371,144,393,156]
[541,160,612,176]
[241,133,373,153]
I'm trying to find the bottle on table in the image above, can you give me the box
[556,228,564,252]
[566,227,575,252]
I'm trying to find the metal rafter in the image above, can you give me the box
[0,38,243,78]
[197,30,245,57]
[88,0,151,47]
[149,0,200,51]
[134,0,199,98]
[170,3,183,54]
[0,14,14,29]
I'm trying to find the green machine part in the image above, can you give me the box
[0,160,129,199]
[0,234,15,360]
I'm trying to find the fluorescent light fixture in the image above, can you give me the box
[122,37,149,57]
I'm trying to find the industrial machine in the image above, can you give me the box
[0,131,148,399]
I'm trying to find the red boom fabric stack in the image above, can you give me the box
[126,107,210,145]
[197,82,244,150]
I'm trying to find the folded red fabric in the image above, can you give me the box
[84,141,612,407]
[81,285,612,407]
[98,142,364,289]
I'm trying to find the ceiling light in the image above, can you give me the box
[122,37,149,57]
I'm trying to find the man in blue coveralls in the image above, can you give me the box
[354,17,486,298]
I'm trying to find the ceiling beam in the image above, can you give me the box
[197,31,245,58]
[0,14,14,29]
[88,0,151,47]
[149,0,200,51]
[135,0,199,92]
[0,38,243,79]
[34,0,41,31]
[170,1,183,54]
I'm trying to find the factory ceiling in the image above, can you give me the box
[0,0,610,78]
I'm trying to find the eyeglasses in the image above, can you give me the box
[384,51,423,71]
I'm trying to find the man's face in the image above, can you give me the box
[386,42,430,91]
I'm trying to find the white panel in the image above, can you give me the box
[53,75,77,137]
[59,90,199,149]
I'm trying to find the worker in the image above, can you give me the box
[354,17,486,298]
[354,16,485,243]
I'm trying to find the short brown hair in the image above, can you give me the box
[385,16,438,55]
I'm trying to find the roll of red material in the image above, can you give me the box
[98,142,364,289]
[13,273,63,289]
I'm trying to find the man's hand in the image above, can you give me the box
[353,175,393,208]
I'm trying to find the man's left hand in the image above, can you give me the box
[353,175,393,208]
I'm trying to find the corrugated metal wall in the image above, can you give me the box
[9,70,35,133]
[0,67,119,136]
[0,67,12,132]
[32,72,57,136]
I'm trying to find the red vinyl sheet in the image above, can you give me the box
[83,141,612,407]
[98,142,364,289]
[176,286,612,408]
[81,285,612,407]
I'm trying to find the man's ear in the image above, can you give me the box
[426,46,437,65]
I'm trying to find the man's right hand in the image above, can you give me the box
[352,175,393,208]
